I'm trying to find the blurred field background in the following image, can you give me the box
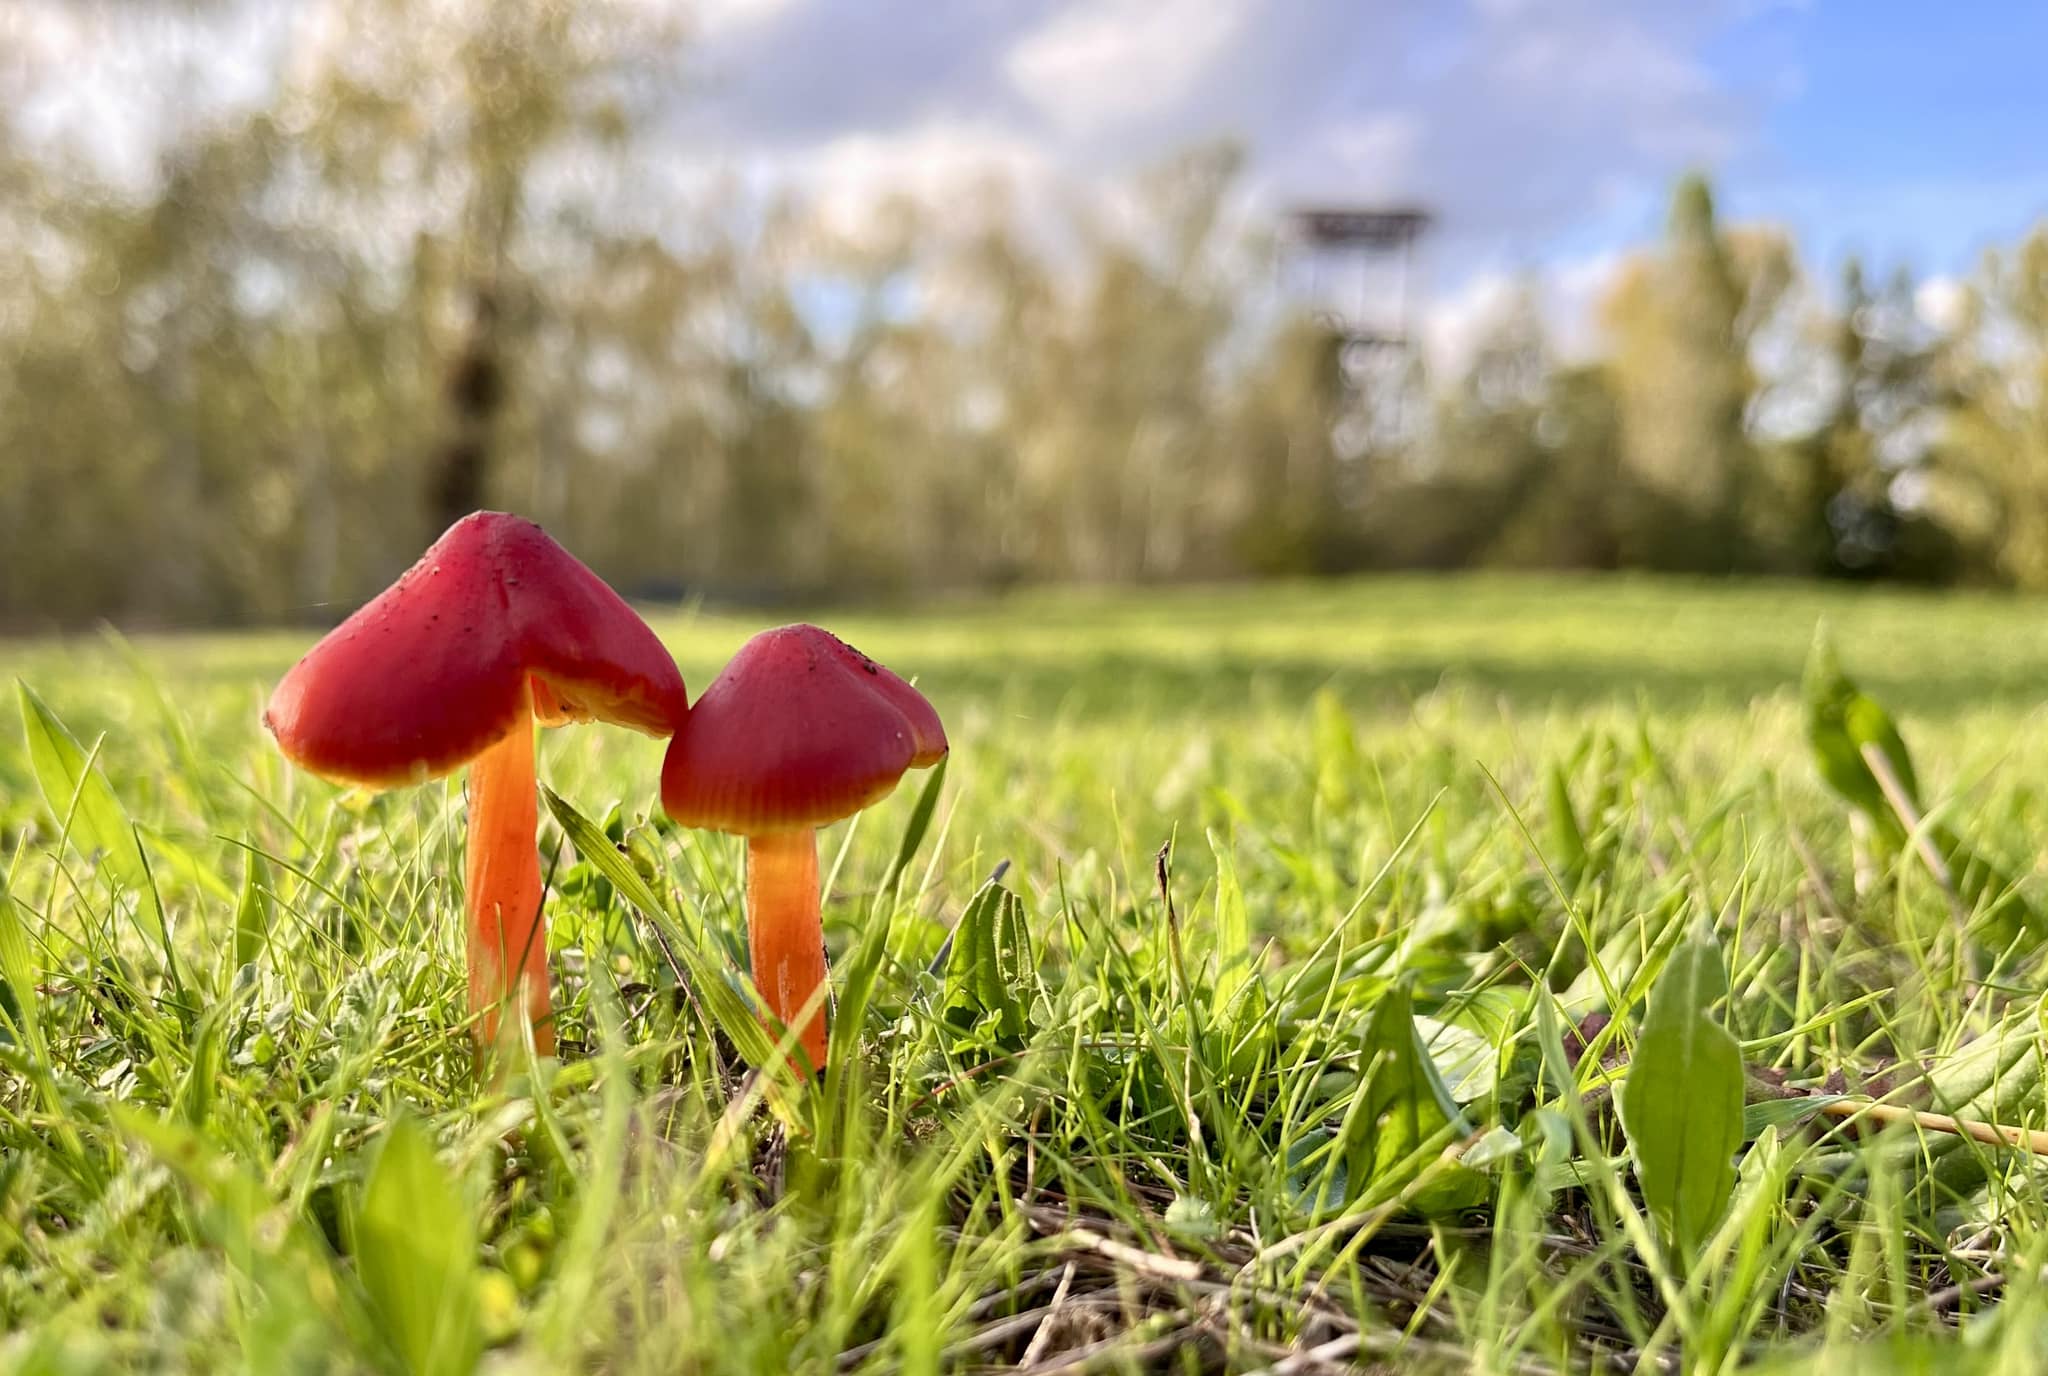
[4,2,2048,631]
[11,571,2048,860]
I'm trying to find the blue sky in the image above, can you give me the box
[1706,0,2048,277]
[12,0,2048,356]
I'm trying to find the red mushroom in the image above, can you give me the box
[659,625,945,1074]
[264,512,688,1057]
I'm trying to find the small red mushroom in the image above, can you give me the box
[264,512,688,1057]
[659,624,946,1074]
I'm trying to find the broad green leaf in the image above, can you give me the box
[1545,762,1588,886]
[1805,629,1921,829]
[354,1114,482,1376]
[1208,831,1252,1020]
[1804,629,1905,836]
[0,878,36,1050]
[234,850,269,970]
[1462,1125,1525,1169]
[1417,987,1522,1104]
[1840,1012,2046,1197]
[1618,933,1743,1255]
[1803,630,2036,939]
[1743,1095,1844,1139]
[881,754,947,894]
[18,682,164,946]
[1312,687,1361,807]
[1339,983,1486,1217]
[941,876,1031,1047]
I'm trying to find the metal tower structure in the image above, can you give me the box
[1282,205,1433,454]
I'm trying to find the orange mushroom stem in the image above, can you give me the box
[463,700,550,1053]
[745,828,828,1070]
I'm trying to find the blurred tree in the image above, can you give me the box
[1411,285,1554,568]
[1931,228,2048,586]
[1773,260,1958,580]
[1523,364,1632,569]
[1602,175,1787,572]
[1017,144,1245,582]
[2,20,2044,625]
[1376,290,1631,572]
[1228,318,1350,574]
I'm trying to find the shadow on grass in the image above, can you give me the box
[907,650,2048,723]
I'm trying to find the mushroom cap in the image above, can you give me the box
[660,624,946,835]
[264,511,689,788]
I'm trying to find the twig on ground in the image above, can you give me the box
[1010,1307,1203,1376]
[1859,743,1961,909]
[1019,1260,1078,1368]
[1820,1098,2048,1155]
[1062,1224,1204,1283]
[1919,1270,2012,1317]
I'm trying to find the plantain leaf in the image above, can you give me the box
[1339,982,1487,1217]
[354,1114,482,1376]
[1545,761,1588,887]
[1803,629,2036,939]
[1803,628,1921,833]
[1618,932,1743,1256]
[941,876,1031,1047]
[1208,831,1253,1022]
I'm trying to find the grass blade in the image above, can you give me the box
[17,680,166,948]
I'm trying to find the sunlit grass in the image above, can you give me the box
[6,574,2048,1372]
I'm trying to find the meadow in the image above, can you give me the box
[7,574,2048,1373]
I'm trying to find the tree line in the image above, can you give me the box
[4,0,2046,630]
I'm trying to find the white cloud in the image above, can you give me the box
[1423,270,1523,377]
[1004,0,1249,136]
[1915,274,1967,333]
[1422,249,1622,376]
[1547,251,1626,359]
[8,0,292,188]
[691,0,802,39]
[1322,113,1424,191]
[784,122,1061,239]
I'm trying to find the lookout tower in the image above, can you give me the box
[1284,206,1432,344]
[1283,205,1433,453]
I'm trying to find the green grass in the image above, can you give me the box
[7,573,2048,1373]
